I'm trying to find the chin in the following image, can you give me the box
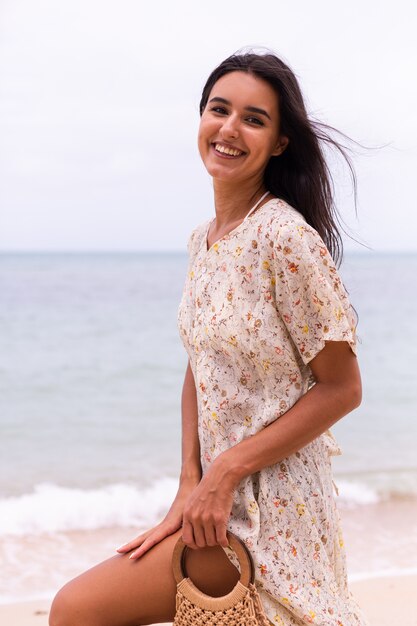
[202,160,241,181]
[208,170,244,184]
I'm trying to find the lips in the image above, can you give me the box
[213,143,246,157]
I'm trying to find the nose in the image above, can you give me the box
[220,113,239,140]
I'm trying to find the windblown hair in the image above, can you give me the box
[199,52,358,267]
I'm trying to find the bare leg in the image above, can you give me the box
[49,529,240,626]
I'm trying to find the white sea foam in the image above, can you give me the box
[0,478,178,536]
[348,566,417,582]
[0,476,417,604]
[0,476,409,537]
[336,480,380,507]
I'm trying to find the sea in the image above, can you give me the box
[0,251,416,603]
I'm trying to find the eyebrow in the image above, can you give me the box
[208,96,272,121]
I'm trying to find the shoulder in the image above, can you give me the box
[261,198,329,259]
[262,197,313,238]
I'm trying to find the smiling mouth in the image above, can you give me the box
[213,143,246,157]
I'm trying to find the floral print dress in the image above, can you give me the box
[177,198,369,626]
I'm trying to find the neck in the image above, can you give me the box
[212,178,268,229]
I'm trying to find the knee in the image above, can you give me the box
[49,582,98,626]
[49,585,69,626]
[49,584,78,626]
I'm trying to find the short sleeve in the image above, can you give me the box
[272,220,358,365]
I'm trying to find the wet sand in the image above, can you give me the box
[2,573,417,626]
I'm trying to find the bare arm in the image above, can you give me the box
[180,360,202,484]
[117,359,202,558]
[181,341,361,549]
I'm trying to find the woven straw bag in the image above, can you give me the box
[172,532,271,626]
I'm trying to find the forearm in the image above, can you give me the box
[211,376,361,488]
[180,360,202,483]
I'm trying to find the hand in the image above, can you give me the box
[181,463,236,550]
[117,477,199,560]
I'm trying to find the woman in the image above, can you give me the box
[50,52,369,626]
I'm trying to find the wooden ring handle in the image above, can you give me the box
[172,531,255,587]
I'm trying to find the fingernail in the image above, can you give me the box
[116,545,126,551]
[129,552,136,560]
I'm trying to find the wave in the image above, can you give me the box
[1,476,417,536]
[0,479,178,536]
[335,471,417,508]
[336,480,381,507]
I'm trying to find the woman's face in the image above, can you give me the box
[198,71,288,185]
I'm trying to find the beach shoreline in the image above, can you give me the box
[1,572,416,626]
[3,497,417,604]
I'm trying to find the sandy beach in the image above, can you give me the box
[1,493,417,626]
[1,573,416,626]
[2,500,417,626]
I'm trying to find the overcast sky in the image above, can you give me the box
[0,0,416,253]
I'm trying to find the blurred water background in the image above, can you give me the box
[1,251,416,601]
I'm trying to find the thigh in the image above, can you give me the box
[50,529,240,626]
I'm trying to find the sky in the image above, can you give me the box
[0,0,416,253]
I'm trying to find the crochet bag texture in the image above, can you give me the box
[172,531,271,626]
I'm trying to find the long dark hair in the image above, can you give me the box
[199,52,358,267]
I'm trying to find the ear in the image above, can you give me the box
[271,135,289,157]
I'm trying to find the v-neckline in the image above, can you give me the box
[204,198,274,254]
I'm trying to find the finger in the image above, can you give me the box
[121,514,183,555]
[116,529,153,553]
[116,536,147,553]
[128,525,176,560]
[192,523,207,549]
[129,536,156,560]
[181,521,197,550]
[215,522,229,548]
[203,523,218,547]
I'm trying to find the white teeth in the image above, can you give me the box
[215,144,243,157]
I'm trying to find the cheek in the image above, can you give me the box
[197,126,207,159]
[198,118,216,154]
[254,132,281,161]
[198,118,208,143]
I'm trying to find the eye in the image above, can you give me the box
[246,116,264,126]
[210,106,228,115]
